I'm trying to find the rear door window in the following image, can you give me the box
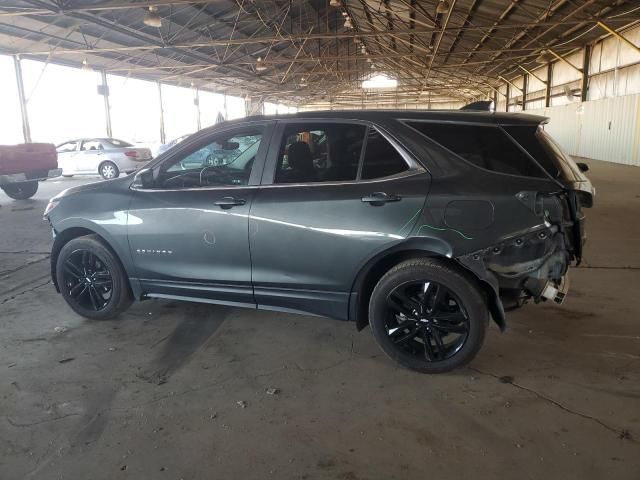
[80,140,104,151]
[406,122,548,178]
[274,123,366,184]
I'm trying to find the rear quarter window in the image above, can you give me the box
[360,128,409,179]
[405,121,549,179]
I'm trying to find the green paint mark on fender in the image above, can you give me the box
[416,223,474,240]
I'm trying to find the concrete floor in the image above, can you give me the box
[1,163,639,480]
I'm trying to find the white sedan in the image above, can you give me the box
[56,138,153,180]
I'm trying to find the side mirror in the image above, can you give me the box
[576,162,589,173]
[131,168,154,189]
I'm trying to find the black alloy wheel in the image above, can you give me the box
[385,281,469,362]
[369,258,487,373]
[56,235,132,320]
[62,249,113,311]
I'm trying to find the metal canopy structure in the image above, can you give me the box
[0,0,638,108]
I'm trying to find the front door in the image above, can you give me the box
[249,121,430,319]
[127,122,273,307]
[56,140,80,174]
[75,139,105,174]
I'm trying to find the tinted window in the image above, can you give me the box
[157,131,262,189]
[504,126,560,178]
[360,128,409,180]
[274,123,366,184]
[407,122,547,178]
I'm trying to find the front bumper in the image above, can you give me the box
[0,167,62,184]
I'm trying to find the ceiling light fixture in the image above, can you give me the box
[436,0,450,14]
[299,77,308,87]
[81,58,92,72]
[329,0,342,7]
[344,17,353,29]
[255,57,267,72]
[143,6,162,28]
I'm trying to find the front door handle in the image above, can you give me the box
[214,197,246,209]
[361,192,401,206]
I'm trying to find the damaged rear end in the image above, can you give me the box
[465,122,594,312]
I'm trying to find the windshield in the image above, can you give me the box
[536,128,587,183]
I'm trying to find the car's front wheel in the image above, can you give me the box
[99,161,119,180]
[56,235,132,320]
[369,258,487,373]
[1,181,38,200]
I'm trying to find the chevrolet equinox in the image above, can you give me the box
[45,110,593,373]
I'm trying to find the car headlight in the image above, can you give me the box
[43,199,59,219]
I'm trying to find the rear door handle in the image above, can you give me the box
[214,197,246,209]
[361,192,401,205]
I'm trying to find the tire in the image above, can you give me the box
[369,258,487,374]
[56,235,132,320]
[99,161,119,180]
[1,181,38,200]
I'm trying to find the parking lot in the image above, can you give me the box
[1,161,639,479]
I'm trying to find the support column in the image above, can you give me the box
[13,55,31,143]
[522,73,528,111]
[195,89,201,131]
[100,69,112,138]
[545,63,552,108]
[157,82,166,144]
[581,45,591,102]
[505,83,510,112]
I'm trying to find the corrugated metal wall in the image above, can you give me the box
[527,93,640,166]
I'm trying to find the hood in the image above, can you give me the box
[51,175,132,202]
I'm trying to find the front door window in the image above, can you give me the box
[157,131,263,189]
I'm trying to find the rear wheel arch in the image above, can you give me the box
[349,239,453,330]
[349,241,504,331]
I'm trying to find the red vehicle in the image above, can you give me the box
[0,143,61,200]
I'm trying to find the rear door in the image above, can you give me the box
[249,120,430,319]
[76,139,105,173]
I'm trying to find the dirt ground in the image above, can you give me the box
[1,161,639,480]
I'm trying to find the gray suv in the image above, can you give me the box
[44,110,593,373]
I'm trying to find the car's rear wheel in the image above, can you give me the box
[1,181,38,200]
[56,235,132,320]
[369,258,487,373]
[99,161,119,180]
